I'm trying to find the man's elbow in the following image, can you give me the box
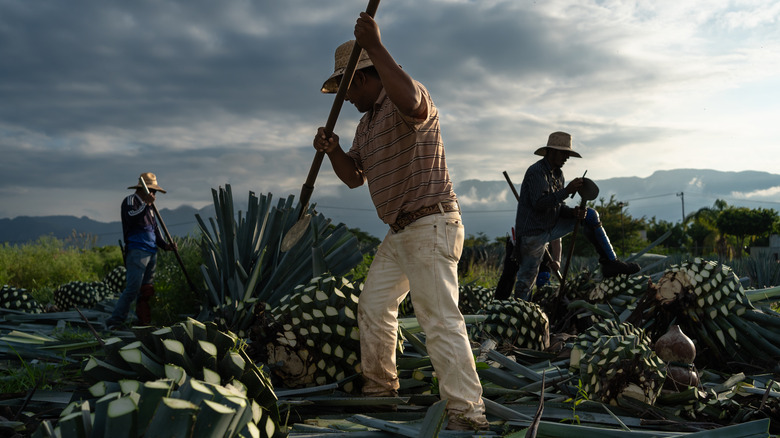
[399,98,426,120]
[345,174,365,189]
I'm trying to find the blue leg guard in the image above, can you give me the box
[582,208,617,261]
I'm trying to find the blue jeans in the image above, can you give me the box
[514,218,577,300]
[108,248,156,325]
[514,208,616,299]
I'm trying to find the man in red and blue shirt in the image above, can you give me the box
[107,172,175,329]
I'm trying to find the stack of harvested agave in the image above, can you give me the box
[648,258,780,370]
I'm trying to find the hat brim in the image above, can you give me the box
[128,184,166,193]
[320,58,375,93]
[534,146,582,158]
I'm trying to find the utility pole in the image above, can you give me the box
[676,192,685,224]
[617,202,627,258]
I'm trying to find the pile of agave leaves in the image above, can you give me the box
[0,187,778,438]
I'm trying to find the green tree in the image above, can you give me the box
[685,200,728,257]
[464,232,491,247]
[646,218,687,254]
[716,207,778,258]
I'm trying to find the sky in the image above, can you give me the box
[2,0,780,236]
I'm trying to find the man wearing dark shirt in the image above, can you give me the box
[107,172,174,328]
[512,132,639,300]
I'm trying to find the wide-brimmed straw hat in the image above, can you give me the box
[321,40,374,94]
[534,131,582,158]
[127,172,167,193]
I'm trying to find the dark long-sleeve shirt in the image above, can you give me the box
[514,158,573,237]
[121,193,166,253]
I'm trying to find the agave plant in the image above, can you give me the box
[53,281,113,311]
[34,376,283,438]
[569,321,665,406]
[195,186,364,337]
[0,284,43,313]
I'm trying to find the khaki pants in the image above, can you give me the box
[358,211,485,419]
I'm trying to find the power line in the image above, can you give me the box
[623,193,678,202]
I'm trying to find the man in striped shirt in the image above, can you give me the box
[313,12,489,432]
[512,132,640,300]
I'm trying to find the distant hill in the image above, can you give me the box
[0,205,208,247]
[2,169,779,245]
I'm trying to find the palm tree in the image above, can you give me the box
[684,200,728,257]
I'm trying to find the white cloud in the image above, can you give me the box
[732,186,780,199]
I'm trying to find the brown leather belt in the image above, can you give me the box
[390,200,460,232]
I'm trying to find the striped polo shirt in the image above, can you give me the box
[347,82,457,225]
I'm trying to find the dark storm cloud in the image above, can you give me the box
[0,0,628,139]
[0,0,357,135]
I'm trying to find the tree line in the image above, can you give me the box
[576,197,777,259]
[464,197,779,260]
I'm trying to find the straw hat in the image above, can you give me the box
[127,172,167,193]
[321,40,374,94]
[534,131,582,158]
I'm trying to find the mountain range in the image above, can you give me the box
[2,169,779,247]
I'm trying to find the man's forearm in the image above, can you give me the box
[327,148,365,188]
[550,239,562,262]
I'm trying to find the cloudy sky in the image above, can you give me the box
[2,0,779,233]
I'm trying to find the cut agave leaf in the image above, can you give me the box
[104,396,139,438]
[146,398,197,438]
[191,399,236,438]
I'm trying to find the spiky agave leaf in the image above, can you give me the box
[471,299,549,351]
[53,281,110,311]
[195,187,364,336]
[399,282,495,317]
[646,258,780,369]
[36,377,282,438]
[569,320,650,371]
[81,318,278,421]
[589,275,649,305]
[458,282,495,315]
[260,275,365,393]
[572,333,665,406]
[102,266,127,296]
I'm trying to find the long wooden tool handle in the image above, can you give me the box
[502,171,521,201]
[139,179,199,293]
[297,0,381,220]
[559,197,587,291]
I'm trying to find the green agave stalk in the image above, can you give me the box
[195,186,364,336]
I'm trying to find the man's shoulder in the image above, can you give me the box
[525,158,546,173]
[122,193,140,206]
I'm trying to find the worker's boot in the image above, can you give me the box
[136,284,155,326]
